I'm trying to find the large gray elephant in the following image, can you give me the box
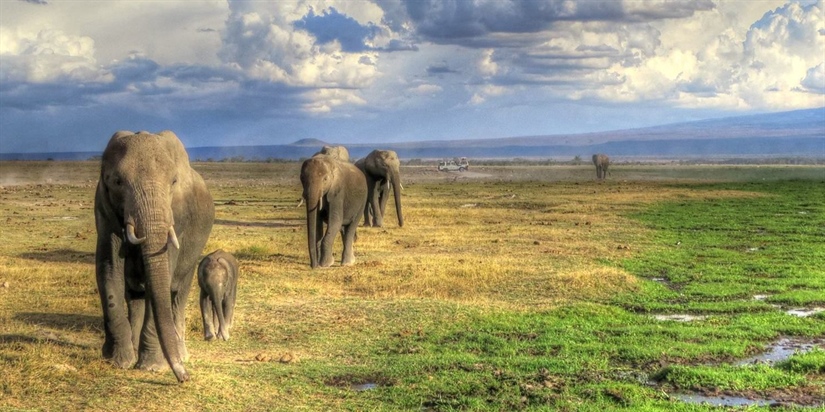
[355,150,404,227]
[198,249,239,342]
[314,145,350,162]
[300,155,367,268]
[94,130,214,383]
[592,153,610,180]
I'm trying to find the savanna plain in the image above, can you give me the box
[1,161,824,411]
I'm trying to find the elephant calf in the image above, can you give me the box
[197,250,239,341]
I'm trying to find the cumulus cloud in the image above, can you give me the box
[0,28,112,83]
[218,1,383,112]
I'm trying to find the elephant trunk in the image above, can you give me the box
[305,189,322,268]
[390,172,404,227]
[132,186,189,382]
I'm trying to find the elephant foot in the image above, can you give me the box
[102,344,135,369]
[218,330,230,341]
[204,332,216,341]
[135,352,170,372]
[320,256,335,268]
[111,349,135,369]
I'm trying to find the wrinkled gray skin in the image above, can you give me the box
[355,150,404,227]
[314,145,350,162]
[301,155,367,268]
[94,130,214,383]
[197,249,238,341]
[592,154,610,180]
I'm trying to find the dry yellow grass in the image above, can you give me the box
[0,160,810,410]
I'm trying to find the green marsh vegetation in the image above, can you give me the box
[0,161,823,410]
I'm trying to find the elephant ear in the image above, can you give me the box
[218,257,233,280]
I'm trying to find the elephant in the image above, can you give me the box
[592,153,610,180]
[300,155,368,268]
[197,249,239,342]
[94,130,214,383]
[355,150,404,228]
[314,145,350,162]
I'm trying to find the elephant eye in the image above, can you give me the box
[172,176,178,185]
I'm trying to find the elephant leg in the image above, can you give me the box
[215,296,229,341]
[378,182,390,223]
[127,293,145,356]
[172,285,192,361]
[200,290,216,341]
[97,234,136,368]
[135,297,168,371]
[320,220,342,267]
[224,293,236,333]
[364,178,378,227]
[315,218,325,259]
[341,223,358,266]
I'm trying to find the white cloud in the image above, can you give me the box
[801,63,825,93]
[408,83,443,95]
[218,1,384,114]
[0,28,113,83]
[575,0,825,110]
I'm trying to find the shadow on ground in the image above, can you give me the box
[18,249,94,264]
[14,312,101,332]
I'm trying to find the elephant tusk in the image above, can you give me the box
[168,226,180,249]
[126,223,146,245]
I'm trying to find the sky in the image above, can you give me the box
[0,0,823,153]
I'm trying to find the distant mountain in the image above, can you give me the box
[1,108,822,161]
[290,138,329,147]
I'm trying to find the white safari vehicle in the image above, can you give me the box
[438,157,469,172]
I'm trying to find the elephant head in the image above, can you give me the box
[358,149,404,227]
[95,130,196,382]
[314,145,350,162]
[301,156,338,268]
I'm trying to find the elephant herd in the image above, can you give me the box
[92,131,405,382]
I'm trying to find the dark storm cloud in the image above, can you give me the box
[379,39,419,52]
[393,0,713,45]
[19,0,48,5]
[426,63,460,75]
[293,7,379,52]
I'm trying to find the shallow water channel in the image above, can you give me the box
[672,337,823,408]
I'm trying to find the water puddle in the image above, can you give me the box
[673,393,773,407]
[752,294,770,301]
[736,338,819,366]
[785,307,825,317]
[652,314,708,322]
[350,382,378,391]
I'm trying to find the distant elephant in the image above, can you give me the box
[592,154,610,180]
[355,150,404,227]
[314,145,350,162]
[197,249,239,341]
[300,155,368,268]
[94,130,215,383]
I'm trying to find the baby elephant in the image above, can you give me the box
[197,250,239,341]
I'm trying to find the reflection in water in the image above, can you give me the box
[736,338,818,366]
[674,393,772,407]
[350,383,378,391]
